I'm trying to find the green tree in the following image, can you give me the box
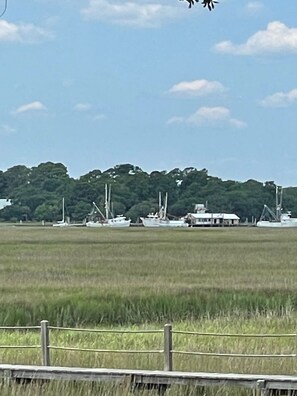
[3,160,297,224]
[179,168,209,193]
[34,203,58,222]
[3,165,30,197]
[282,187,297,217]
[0,203,30,222]
[0,171,7,196]
[79,169,102,184]
[126,201,156,222]
[71,201,92,221]
[29,162,70,192]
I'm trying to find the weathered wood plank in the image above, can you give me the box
[1,364,297,393]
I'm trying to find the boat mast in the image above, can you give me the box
[164,192,168,219]
[62,197,65,222]
[108,185,114,218]
[158,192,162,219]
[105,184,109,220]
[158,192,162,215]
[275,186,283,221]
[158,192,166,220]
[104,184,114,220]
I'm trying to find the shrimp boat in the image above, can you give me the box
[256,186,297,228]
[140,192,188,228]
[86,184,131,228]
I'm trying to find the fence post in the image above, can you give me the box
[40,320,50,366]
[164,323,172,371]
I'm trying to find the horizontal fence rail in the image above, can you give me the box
[173,330,297,338]
[0,320,296,372]
[172,329,297,359]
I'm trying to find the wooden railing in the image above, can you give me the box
[0,321,296,371]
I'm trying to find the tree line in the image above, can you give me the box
[0,162,296,223]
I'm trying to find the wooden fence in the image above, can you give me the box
[0,320,296,371]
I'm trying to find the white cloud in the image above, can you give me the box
[214,21,297,55]
[167,79,226,97]
[14,101,47,114]
[168,106,246,128]
[93,113,107,121]
[81,0,181,28]
[62,78,74,88]
[260,88,297,107]
[0,124,16,135]
[74,103,92,112]
[166,116,183,125]
[245,2,263,15]
[0,20,53,43]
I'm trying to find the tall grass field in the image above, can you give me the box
[1,226,297,394]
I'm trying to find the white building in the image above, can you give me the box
[186,204,240,227]
[0,199,11,210]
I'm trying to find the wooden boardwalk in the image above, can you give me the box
[1,364,297,395]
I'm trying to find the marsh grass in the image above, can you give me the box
[0,380,261,396]
[1,227,297,326]
[1,226,297,385]
[0,321,295,395]
[1,315,296,375]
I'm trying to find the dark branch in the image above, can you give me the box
[182,0,218,10]
[0,0,8,18]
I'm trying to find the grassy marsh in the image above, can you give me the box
[1,226,297,381]
[1,226,297,325]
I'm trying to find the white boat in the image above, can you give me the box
[86,213,131,228]
[140,192,188,228]
[141,212,162,228]
[53,198,70,227]
[256,186,297,228]
[86,185,131,228]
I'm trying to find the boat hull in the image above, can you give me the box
[256,220,297,228]
[107,219,131,227]
[86,218,131,228]
[158,220,188,228]
[140,217,160,227]
[140,217,188,228]
[53,222,70,227]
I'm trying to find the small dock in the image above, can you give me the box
[1,364,297,395]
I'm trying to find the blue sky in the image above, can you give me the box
[1,0,297,186]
